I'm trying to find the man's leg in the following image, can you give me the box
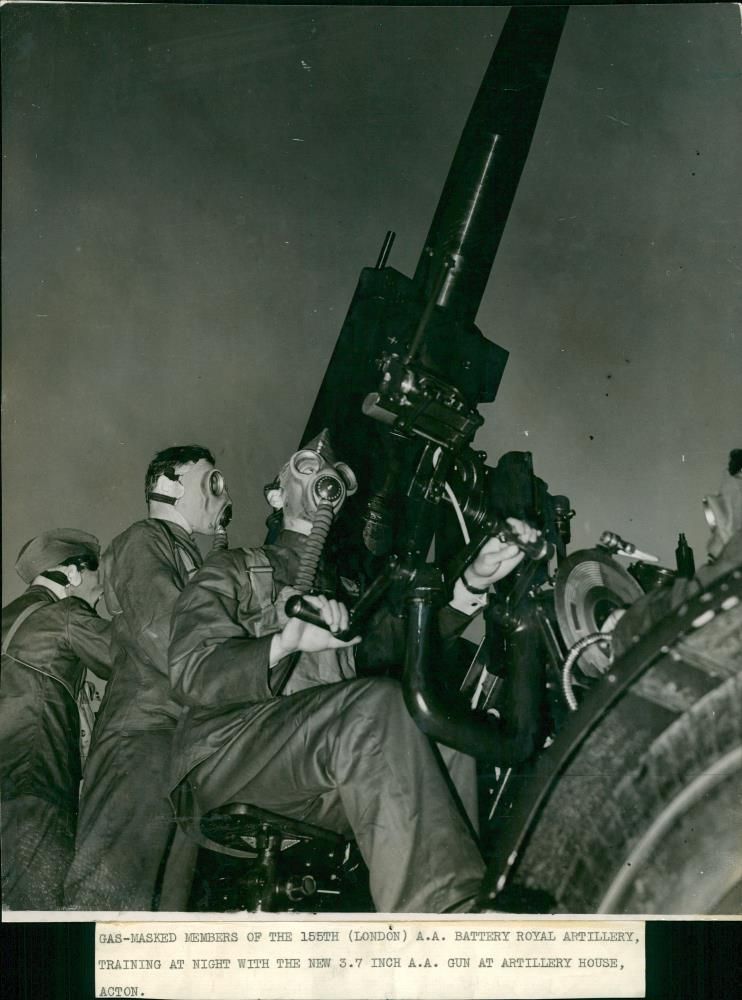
[64,730,176,910]
[190,678,485,913]
[1,794,75,910]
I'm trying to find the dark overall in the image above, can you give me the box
[64,519,202,910]
[168,530,485,913]
[1,587,111,909]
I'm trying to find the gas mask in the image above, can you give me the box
[148,459,233,536]
[703,456,742,562]
[265,430,357,528]
[265,431,357,593]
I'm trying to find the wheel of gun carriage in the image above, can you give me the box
[500,590,742,915]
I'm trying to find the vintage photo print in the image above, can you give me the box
[2,1,741,931]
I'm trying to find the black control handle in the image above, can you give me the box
[284,594,359,642]
[285,594,327,630]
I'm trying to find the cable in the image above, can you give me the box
[561,633,612,711]
[432,446,471,545]
[443,481,471,545]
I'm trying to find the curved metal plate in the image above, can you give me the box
[554,548,644,675]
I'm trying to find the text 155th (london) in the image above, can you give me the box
[95,920,645,1000]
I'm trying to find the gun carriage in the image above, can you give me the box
[280,5,742,915]
[197,7,741,914]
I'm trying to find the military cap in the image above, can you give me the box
[15,529,101,584]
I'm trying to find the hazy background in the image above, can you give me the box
[3,3,741,600]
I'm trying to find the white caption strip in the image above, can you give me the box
[96,918,644,999]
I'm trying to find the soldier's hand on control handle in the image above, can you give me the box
[465,517,540,589]
[271,594,360,664]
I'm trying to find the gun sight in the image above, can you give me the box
[362,356,483,453]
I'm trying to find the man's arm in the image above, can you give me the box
[268,592,357,662]
[105,522,192,677]
[169,551,275,707]
[169,554,358,708]
[358,519,536,669]
[66,602,114,680]
[441,518,538,635]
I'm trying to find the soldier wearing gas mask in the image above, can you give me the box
[167,431,536,913]
[64,445,232,910]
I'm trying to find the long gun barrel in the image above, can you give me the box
[302,7,568,466]
[413,6,568,327]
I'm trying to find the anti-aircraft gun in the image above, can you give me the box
[291,6,571,767]
[289,6,742,914]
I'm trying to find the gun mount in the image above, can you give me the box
[216,4,742,919]
[290,7,570,763]
[211,5,742,920]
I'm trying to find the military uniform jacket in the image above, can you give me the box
[168,529,471,789]
[0,586,112,808]
[93,518,203,738]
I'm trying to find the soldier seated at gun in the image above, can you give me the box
[166,431,539,913]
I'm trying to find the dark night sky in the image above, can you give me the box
[2,3,741,599]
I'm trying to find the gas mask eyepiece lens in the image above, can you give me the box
[209,470,227,497]
[314,475,343,504]
[293,451,322,476]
